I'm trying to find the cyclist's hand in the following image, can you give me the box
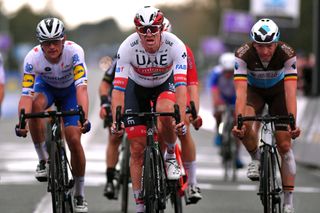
[15,124,28,137]
[99,106,107,119]
[288,126,301,139]
[175,121,187,136]
[232,125,246,139]
[80,119,91,134]
[190,115,202,130]
[111,121,125,137]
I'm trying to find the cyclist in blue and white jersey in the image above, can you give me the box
[209,52,244,168]
[15,18,90,213]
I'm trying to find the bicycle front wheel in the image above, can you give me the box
[49,141,65,213]
[120,137,130,213]
[260,146,272,213]
[143,146,157,213]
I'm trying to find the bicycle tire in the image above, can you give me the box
[49,140,65,213]
[270,150,281,213]
[143,146,157,213]
[120,137,130,213]
[169,181,183,213]
[260,146,272,213]
[60,146,74,213]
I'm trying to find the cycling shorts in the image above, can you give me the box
[34,76,79,127]
[124,74,175,138]
[247,80,288,131]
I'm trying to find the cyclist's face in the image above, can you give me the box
[41,38,65,63]
[253,42,278,62]
[137,25,162,53]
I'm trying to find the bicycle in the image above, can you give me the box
[103,104,131,213]
[218,105,237,182]
[115,101,182,213]
[237,113,295,213]
[18,105,86,213]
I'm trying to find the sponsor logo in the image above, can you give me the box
[235,62,239,70]
[72,54,80,65]
[116,66,124,73]
[130,39,138,47]
[73,64,85,80]
[175,64,187,70]
[291,63,296,69]
[181,52,187,59]
[24,63,33,73]
[45,67,51,72]
[237,44,250,58]
[165,40,173,47]
[22,74,35,88]
[281,44,295,58]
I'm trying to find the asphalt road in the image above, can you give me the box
[1,69,320,213]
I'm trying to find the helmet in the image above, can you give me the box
[162,17,172,32]
[134,6,164,27]
[250,18,280,44]
[219,52,235,71]
[36,17,65,43]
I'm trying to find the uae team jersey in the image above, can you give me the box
[234,41,297,88]
[113,31,187,91]
[21,41,88,96]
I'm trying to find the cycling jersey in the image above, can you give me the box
[234,41,297,88]
[113,31,187,90]
[209,65,236,105]
[186,45,198,86]
[102,58,117,85]
[0,53,5,84]
[21,41,88,96]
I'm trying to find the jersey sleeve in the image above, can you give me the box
[284,56,298,81]
[186,45,198,86]
[102,59,116,84]
[72,44,88,87]
[113,39,131,92]
[209,67,220,89]
[172,39,187,88]
[234,56,248,82]
[21,51,36,97]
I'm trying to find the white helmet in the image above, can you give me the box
[36,17,65,43]
[219,52,235,71]
[134,6,164,27]
[162,17,172,32]
[250,18,280,44]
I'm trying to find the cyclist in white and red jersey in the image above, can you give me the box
[162,17,202,204]
[232,18,301,213]
[111,6,188,213]
[15,18,90,213]
[0,52,5,116]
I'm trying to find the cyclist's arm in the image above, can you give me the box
[186,45,199,112]
[76,85,89,119]
[284,56,298,119]
[233,57,248,117]
[188,85,199,112]
[18,95,33,116]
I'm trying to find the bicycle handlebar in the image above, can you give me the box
[115,104,181,131]
[237,114,296,131]
[19,105,86,129]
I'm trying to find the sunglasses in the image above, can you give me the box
[137,25,162,35]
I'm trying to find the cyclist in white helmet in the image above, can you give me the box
[162,16,203,204]
[15,17,90,213]
[232,18,301,213]
[111,6,188,213]
[209,52,244,169]
[0,52,5,117]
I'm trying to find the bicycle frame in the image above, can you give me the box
[237,114,295,213]
[116,104,181,213]
[19,106,86,213]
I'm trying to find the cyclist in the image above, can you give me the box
[15,17,91,213]
[0,52,5,117]
[98,56,123,199]
[209,52,244,169]
[162,17,202,204]
[111,6,188,213]
[232,18,301,213]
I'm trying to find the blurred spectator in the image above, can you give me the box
[0,52,5,116]
[297,52,315,96]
